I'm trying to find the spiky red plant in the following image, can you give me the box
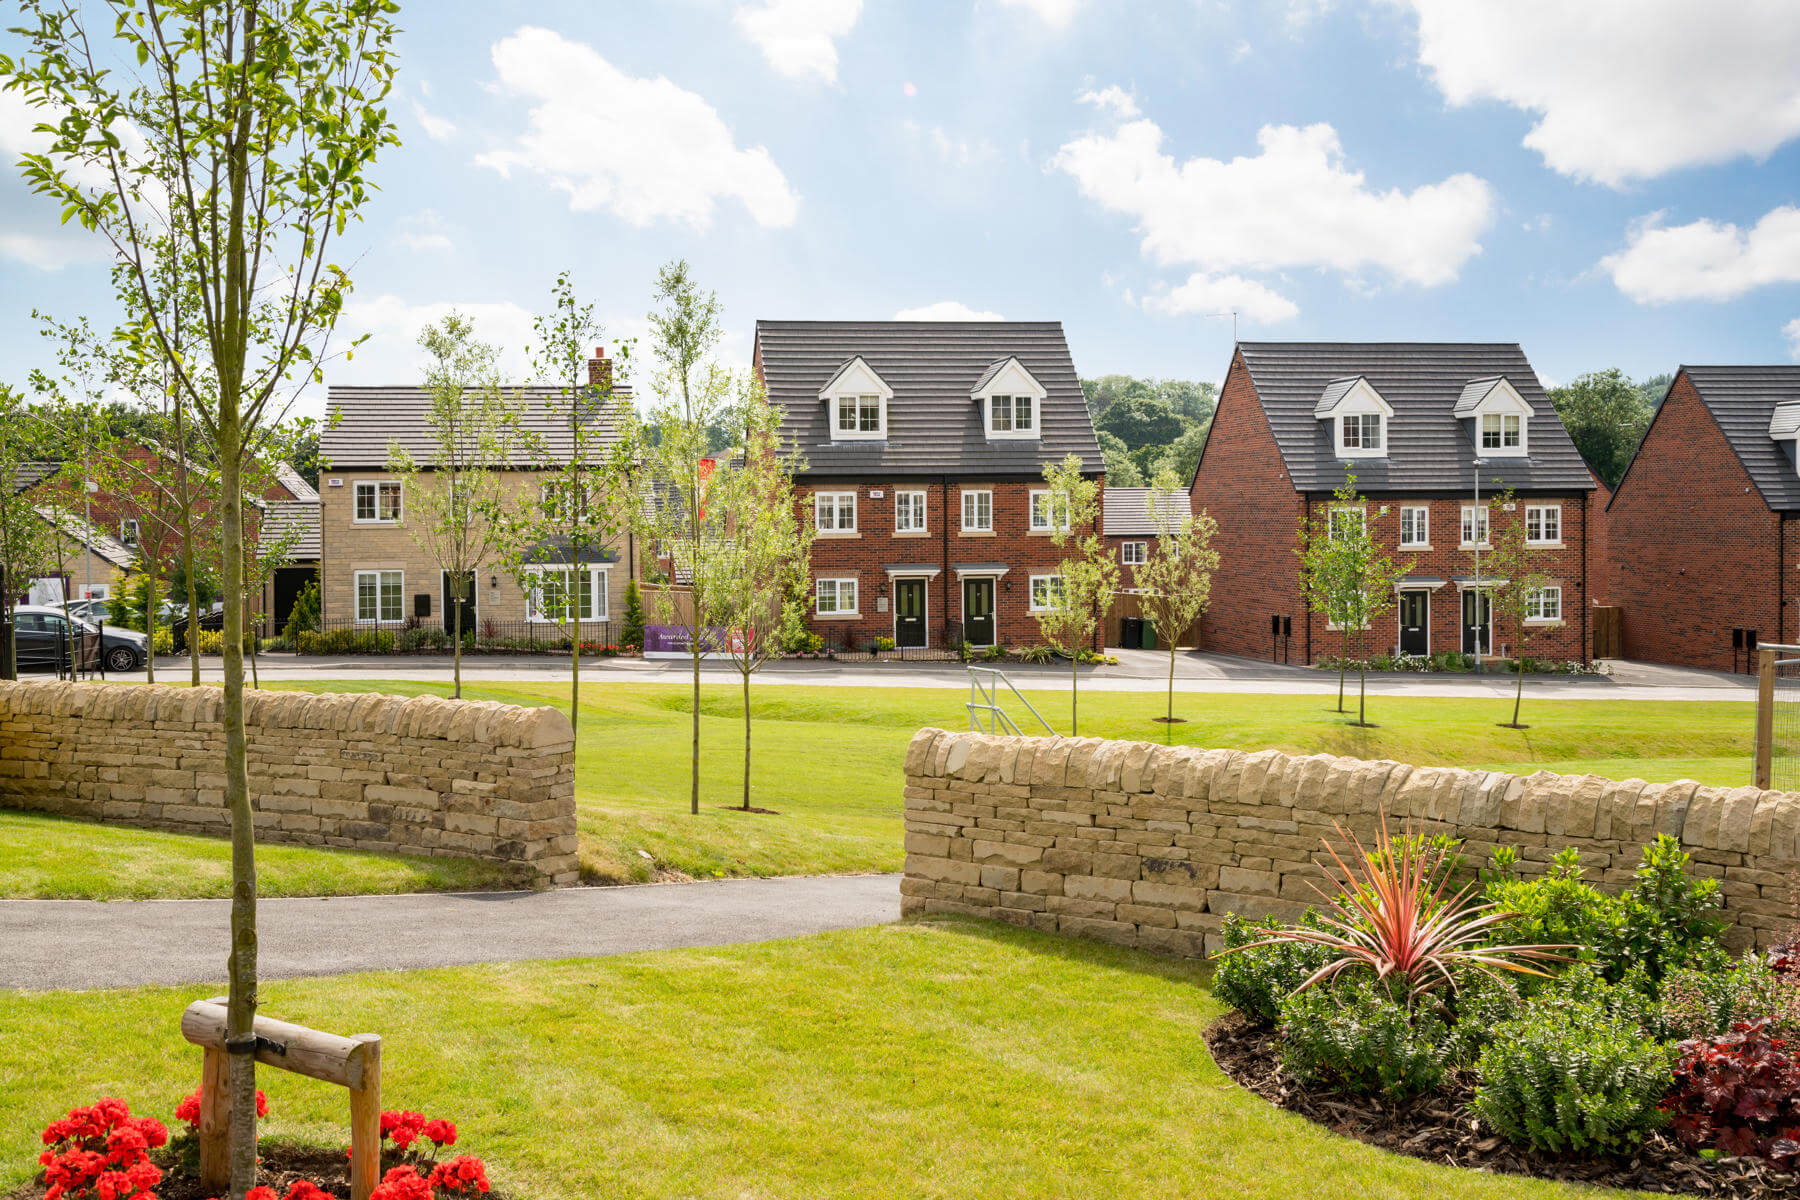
[1215,811,1569,1003]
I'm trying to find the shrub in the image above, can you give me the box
[1474,983,1676,1154]
[1484,848,1613,967]
[151,626,173,656]
[1278,979,1451,1102]
[1213,910,1336,1025]
[622,578,647,649]
[1013,643,1054,664]
[195,628,256,655]
[983,644,1006,662]
[1599,834,1728,985]
[284,578,321,639]
[1660,954,1800,1041]
[1445,972,1527,1065]
[874,636,895,651]
[1664,1018,1800,1165]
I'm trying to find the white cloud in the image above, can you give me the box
[1601,205,1800,303]
[408,98,456,143]
[893,301,1004,321]
[1402,0,1800,186]
[1143,273,1300,323]
[396,209,454,253]
[998,0,1080,29]
[1052,117,1494,287]
[1786,318,1800,360]
[902,120,997,168]
[476,26,799,230]
[734,0,862,85]
[1077,85,1139,120]
[0,230,107,271]
[336,295,541,385]
[1230,40,1253,62]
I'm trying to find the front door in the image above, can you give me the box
[443,570,476,635]
[894,579,927,648]
[1461,589,1491,655]
[1398,590,1430,656]
[963,577,995,647]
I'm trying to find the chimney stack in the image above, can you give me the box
[587,345,612,392]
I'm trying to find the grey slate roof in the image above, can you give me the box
[1313,376,1363,416]
[1221,342,1594,494]
[1103,486,1192,536]
[10,461,61,494]
[274,463,320,502]
[1453,376,1509,417]
[322,385,630,469]
[36,506,136,569]
[1679,365,1800,511]
[756,321,1102,478]
[1771,404,1800,438]
[263,500,320,561]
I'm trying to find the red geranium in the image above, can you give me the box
[283,1182,333,1200]
[38,1099,165,1200]
[369,1166,433,1200]
[426,1156,489,1196]
[175,1088,267,1128]
[419,1120,456,1149]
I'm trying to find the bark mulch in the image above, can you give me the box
[1205,1010,1800,1197]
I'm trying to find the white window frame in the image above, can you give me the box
[1029,574,1065,612]
[1339,412,1384,455]
[354,569,404,624]
[894,490,927,534]
[525,564,610,623]
[973,357,1047,442]
[120,517,141,547]
[353,479,402,524]
[1481,412,1523,452]
[814,491,857,533]
[1328,505,1365,541]
[1399,506,1429,549]
[989,393,1036,435]
[836,393,884,437]
[1320,378,1393,460]
[1464,379,1532,458]
[1460,504,1490,547]
[961,489,993,532]
[1028,489,1070,532]
[1120,541,1147,565]
[821,356,892,442]
[815,577,859,617]
[1525,504,1562,546]
[1526,585,1563,624]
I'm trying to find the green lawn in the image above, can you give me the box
[0,918,1621,1200]
[0,679,1761,900]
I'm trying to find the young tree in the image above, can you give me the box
[1133,468,1220,725]
[511,272,633,731]
[637,260,733,816]
[1033,453,1117,736]
[1482,493,1552,729]
[698,378,812,811]
[386,314,526,700]
[1296,477,1408,726]
[2,6,400,1194]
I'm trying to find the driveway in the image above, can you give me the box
[0,873,902,992]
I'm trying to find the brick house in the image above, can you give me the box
[1600,366,1800,671]
[1189,342,1596,665]
[1102,485,1199,648]
[318,351,637,632]
[755,321,1104,651]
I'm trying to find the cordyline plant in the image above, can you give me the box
[1213,812,1570,1004]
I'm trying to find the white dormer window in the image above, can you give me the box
[1315,376,1394,460]
[1455,376,1532,457]
[1769,403,1800,474]
[819,356,892,441]
[971,356,1046,441]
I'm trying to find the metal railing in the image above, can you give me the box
[292,615,627,656]
[966,665,1057,736]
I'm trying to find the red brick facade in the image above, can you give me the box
[796,476,1104,651]
[1602,370,1795,671]
[1192,350,1592,665]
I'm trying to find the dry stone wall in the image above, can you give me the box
[902,729,1800,956]
[0,681,578,885]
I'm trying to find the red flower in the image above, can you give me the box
[284,1182,333,1200]
[380,1110,427,1150]
[174,1093,201,1125]
[245,1186,279,1200]
[427,1155,490,1195]
[420,1119,457,1148]
[369,1165,432,1200]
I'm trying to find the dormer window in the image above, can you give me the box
[1315,376,1393,460]
[1770,403,1800,474]
[819,355,891,441]
[1455,376,1532,457]
[971,356,1046,441]
[1480,412,1522,450]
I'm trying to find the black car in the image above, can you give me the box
[10,605,148,673]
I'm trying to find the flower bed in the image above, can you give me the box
[12,1094,504,1200]
[1205,820,1800,1197]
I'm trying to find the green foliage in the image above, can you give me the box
[1013,643,1054,664]
[1213,911,1335,1025]
[108,573,162,633]
[1278,979,1451,1102]
[283,579,320,640]
[1295,475,1407,722]
[1485,850,1612,965]
[1473,977,1676,1153]
[1095,395,1186,451]
[1548,368,1656,487]
[622,579,646,648]
[1095,431,1144,486]
[297,628,397,655]
[194,628,255,655]
[1444,972,1526,1066]
[873,636,895,651]
[1658,953,1800,1041]
[1606,833,1729,984]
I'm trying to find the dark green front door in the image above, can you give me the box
[963,578,995,646]
[1462,589,1491,655]
[895,579,926,648]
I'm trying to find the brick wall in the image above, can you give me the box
[1604,370,1789,671]
[0,681,578,885]
[902,729,1797,956]
[797,475,1104,650]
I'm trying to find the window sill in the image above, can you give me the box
[528,616,607,624]
[1459,542,1493,550]
[1400,544,1432,551]
[893,529,931,538]
[959,529,996,537]
[1527,542,1565,550]
[1028,528,1071,536]
[816,530,862,540]
[352,519,401,526]
[814,612,861,620]
[1524,618,1565,627]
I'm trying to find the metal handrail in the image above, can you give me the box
[966,665,1058,737]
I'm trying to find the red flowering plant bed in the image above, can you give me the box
[9,1098,509,1200]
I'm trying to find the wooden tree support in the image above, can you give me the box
[181,998,382,1200]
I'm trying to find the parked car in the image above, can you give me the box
[63,597,114,625]
[8,604,148,673]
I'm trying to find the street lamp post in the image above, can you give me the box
[1472,458,1486,674]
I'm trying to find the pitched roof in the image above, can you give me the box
[263,500,320,561]
[274,463,320,502]
[1103,486,1192,536]
[1681,365,1800,510]
[9,461,61,494]
[35,505,136,569]
[1453,376,1509,417]
[756,321,1102,477]
[1219,342,1594,494]
[321,385,630,469]
[1313,376,1364,416]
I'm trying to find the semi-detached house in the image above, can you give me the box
[1190,342,1596,665]
[755,320,1104,652]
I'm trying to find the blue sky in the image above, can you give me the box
[3,0,1799,417]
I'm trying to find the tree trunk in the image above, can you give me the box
[1070,646,1079,736]
[1513,653,1526,727]
[569,606,580,732]
[741,665,751,811]
[1358,664,1367,726]
[145,564,158,685]
[690,640,701,816]
[1338,629,1349,712]
[1166,643,1176,723]
[452,583,462,700]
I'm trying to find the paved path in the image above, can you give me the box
[1,874,902,992]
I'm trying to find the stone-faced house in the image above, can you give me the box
[319,350,636,633]
[755,321,1104,651]
[1601,365,1800,671]
[1189,342,1597,665]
